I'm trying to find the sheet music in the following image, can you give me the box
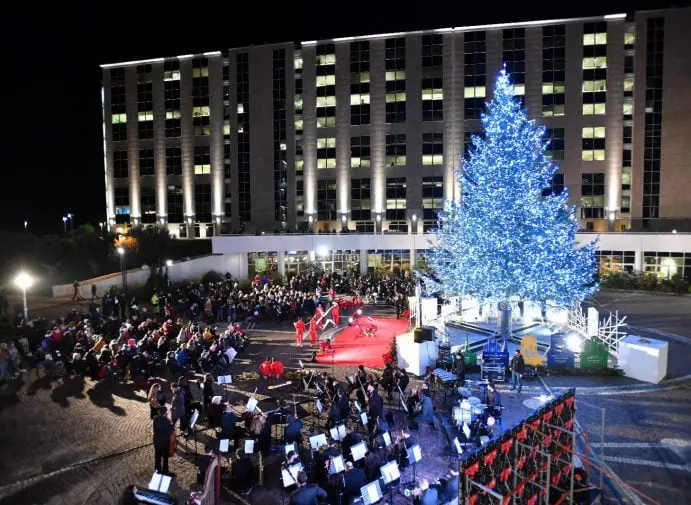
[330,455,345,474]
[148,472,172,493]
[382,431,391,447]
[310,433,327,450]
[288,463,303,479]
[412,445,422,462]
[463,422,471,439]
[284,442,297,455]
[244,439,255,454]
[316,399,323,413]
[190,409,199,429]
[247,397,258,413]
[281,468,296,487]
[365,481,380,504]
[454,437,463,454]
[360,412,368,425]
[351,441,367,461]
[219,439,230,452]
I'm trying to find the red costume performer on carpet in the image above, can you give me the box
[331,303,340,326]
[294,318,305,346]
[309,316,318,345]
[315,304,325,330]
[259,359,272,378]
[270,359,284,377]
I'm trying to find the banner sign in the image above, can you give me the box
[547,332,575,368]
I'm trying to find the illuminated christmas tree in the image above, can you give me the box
[430,68,598,342]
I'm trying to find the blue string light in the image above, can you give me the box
[430,68,599,308]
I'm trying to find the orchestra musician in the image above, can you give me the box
[336,390,350,422]
[327,397,341,428]
[395,367,410,395]
[409,478,439,505]
[380,363,395,401]
[366,384,384,434]
[284,414,303,444]
[407,387,423,421]
[412,389,438,431]
[341,425,362,462]
[342,461,367,505]
[392,430,416,470]
[437,463,460,504]
[289,471,328,505]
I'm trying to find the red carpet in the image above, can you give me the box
[315,316,410,368]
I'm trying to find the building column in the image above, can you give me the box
[370,39,386,217]
[209,54,225,226]
[301,46,317,218]
[634,249,644,274]
[125,66,141,224]
[335,44,351,217]
[360,249,368,276]
[152,62,167,223]
[100,80,116,230]
[180,57,195,228]
[410,247,417,272]
[277,251,286,277]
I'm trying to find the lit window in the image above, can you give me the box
[296,159,304,170]
[624,32,635,46]
[317,158,336,169]
[583,32,607,45]
[582,57,607,70]
[350,94,371,105]
[317,117,336,128]
[163,70,180,81]
[385,70,406,81]
[317,96,337,107]
[112,113,127,124]
[542,83,565,94]
[422,89,443,100]
[316,54,336,66]
[623,103,633,116]
[191,66,209,78]
[223,123,231,136]
[193,106,210,117]
[582,127,606,138]
[582,150,606,161]
[512,84,525,96]
[422,155,443,165]
[385,92,406,102]
[583,103,606,115]
[165,110,181,119]
[295,97,303,109]
[464,86,486,98]
[316,75,336,87]
[624,77,634,92]
[294,55,303,70]
[543,105,565,117]
[237,103,244,114]
[352,72,370,83]
[582,80,607,92]
[138,111,154,121]
[317,137,336,149]
[295,119,303,130]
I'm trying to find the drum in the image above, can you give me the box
[456,400,473,424]
[457,387,472,398]
[480,436,490,446]
[468,396,482,405]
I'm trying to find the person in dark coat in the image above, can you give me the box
[510,350,525,393]
[438,463,459,503]
[342,461,367,505]
[289,471,327,505]
[152,407,174,474]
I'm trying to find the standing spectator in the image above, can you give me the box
[510,350,524,394]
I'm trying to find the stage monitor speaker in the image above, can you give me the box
[413,325,435,343]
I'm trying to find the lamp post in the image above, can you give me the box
[14,272,33,320]
[24,220,28,232]
[62,216,68,233]
[117,247,127,292]
[67,213,74,232]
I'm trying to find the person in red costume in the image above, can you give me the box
[309,316,318,346]
[259,358,272,378]
[294,318,305,346]
[331,303,340,326]
[270,358,284,377]
[314,304,325,330]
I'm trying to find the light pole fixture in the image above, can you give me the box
[14,272,33,320]
[24,220,28,232]
[117,247,127,292]
[166,259,173,267]
[62,216,68,233]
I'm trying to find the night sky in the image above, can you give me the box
[1,1,679,234]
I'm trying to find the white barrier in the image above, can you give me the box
[51,253,248,298]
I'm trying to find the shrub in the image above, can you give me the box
[636,273,658,291]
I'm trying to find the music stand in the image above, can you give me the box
[360,479,384,505]
[382,431,392,448]
[330,424,347,442]
[309,433,328,451]
[284,441,298,457]
[188,409,200,464]
[328,454,346,475]
[351,441,367,462]
[405,444,422,488]
[280,462,303,505]
[217,375,233,403]
[380,460,400,505]
[148,472,172,493]
[241,437,256,455]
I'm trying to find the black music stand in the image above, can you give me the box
[188,409,200,465]
[327,454,346,505]
[403,444,422,488]
[280,462,303,505]
[380,460,401,505]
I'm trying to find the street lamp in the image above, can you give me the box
[24,220,28,232]
[62,216,68,233]
[117,247,127,292]
[166,259,173,267]
[14,272,33,320]
[67,213,74,232]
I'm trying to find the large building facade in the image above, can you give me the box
[101,8,691,239]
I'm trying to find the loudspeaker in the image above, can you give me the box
[413,325,435,343]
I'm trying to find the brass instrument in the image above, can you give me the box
[403,485,422,497]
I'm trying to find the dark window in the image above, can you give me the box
[166,147,182,176]
[113,151,128,178]
[139,149,155,177]
[273,48,288,224]
[351,178,371,221]
[351,136,370,168]
[317,179,337,221]
[422,176,443,221]
[195,183,212,222]
[141,187,156,223]
[643,17,664,219]
[237,52,251,222]
[543,173,565,196]
[114,187,130,224]
[546,128,565,161]
[581,173,605,218]
[386,178,407,220]
[464,31,486,119]
[386,134,406,167]
[167,185,183,223]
